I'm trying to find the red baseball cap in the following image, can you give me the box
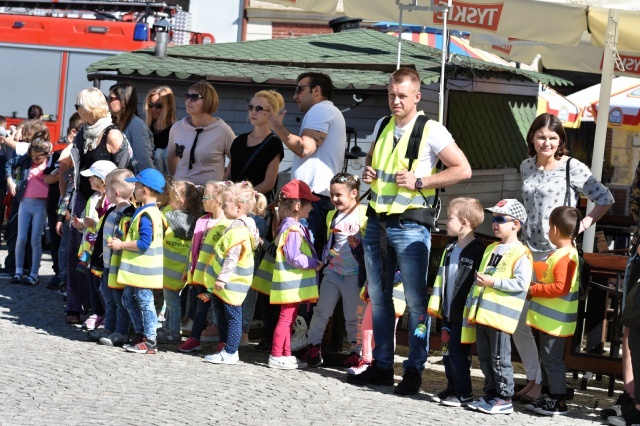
[280,180,319,202]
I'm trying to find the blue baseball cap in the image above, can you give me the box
[125,168,165,193]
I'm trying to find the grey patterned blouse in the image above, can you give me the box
[520,156,615,254]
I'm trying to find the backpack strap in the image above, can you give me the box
[406,115,428,171]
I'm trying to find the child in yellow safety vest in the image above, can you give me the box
[156,180,204,344]
[427,197,486,407]
[75,160,117,331]
[252,179,322,370]
[464,199,533,415]
[524,206,581,416]
[179,181,232,354]
[108,168,166,355]
[197,182,265,365]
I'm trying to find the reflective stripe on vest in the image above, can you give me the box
[206,225,255,306]
[252,253,275,296]
[117,206,165,289]
[163,225,190,291]
[271,225,318,304]
[526,247,580,337]
[461,242,532,343]
[369,114,436,215]
[187,219,231,286]
[428,248,449,318]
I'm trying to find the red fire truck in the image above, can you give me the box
[0,0,213,144]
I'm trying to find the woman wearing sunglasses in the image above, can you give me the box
[144,86,177,175]
[109,82,155,174]
[515,113,614,404]
[167,81,235,186]
[224,90,285,347]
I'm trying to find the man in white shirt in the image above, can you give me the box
[268,72,346,254]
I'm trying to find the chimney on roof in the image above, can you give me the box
[153,19,172,58]
[329,16,362,33]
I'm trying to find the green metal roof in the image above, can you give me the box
[87,29,570,88]
[447,91,536,169]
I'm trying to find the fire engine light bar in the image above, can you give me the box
[87,26,108,34]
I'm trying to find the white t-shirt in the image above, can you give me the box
[292,100,346,196]
[372,112,454,178]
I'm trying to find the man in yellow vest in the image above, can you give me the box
[348,68,471,395]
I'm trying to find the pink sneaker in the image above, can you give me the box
[81,314,103,331]
[179,337,202,353]
[342,352,361,368]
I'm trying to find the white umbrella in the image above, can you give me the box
[260,0,640,251]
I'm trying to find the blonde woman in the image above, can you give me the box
[145,85,177,175]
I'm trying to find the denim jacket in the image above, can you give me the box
[5,153,36,201]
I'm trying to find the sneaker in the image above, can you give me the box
[432,387,456,403]
[342,352,361,368]
[394,367,422,395]
[441,394,474,407]
[526,394,553,412]
[200,324,220,343]
[301,344,323,367]
[346,359,371,375]
[467,394,495,411]
[23,275,38,286]
[87,327,111,342]
[254,339,272,352]
[287,356,307,369]
[122,334,144,350]
[99,332,127,347]
[346,361,394,386]
[125,338,157,354]
[535,398,568,416]
[609,407,640,426]
[476,397,513,415]
[602,392,634,419]
[239,332,250,347]
[45,276,60,290]
[157,330,182,344]
[9,274,22,285]
[179,337,202,353]
[268,355,298,370]
[215,342,226,354]
[204,349,239,365]
[81,314,103,331]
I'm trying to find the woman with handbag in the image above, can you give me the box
[225,90,285,348]
[517,112,614,403]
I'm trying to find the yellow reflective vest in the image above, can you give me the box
[107,207,135,290]
[526,247,580,337]
[270,224,319,304]
[187,216,232,287]
[461,242,532,343]
[163,224,191,292]
[369,113,436,215]
[204,221,255,306]
[117,205,165,289]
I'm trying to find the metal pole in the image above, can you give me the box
[583,9,619,253]
[396,7,404,69]
[438,2,451,124]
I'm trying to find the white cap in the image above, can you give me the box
[80,160,117,180]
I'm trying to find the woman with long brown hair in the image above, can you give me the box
[144,85,176,175]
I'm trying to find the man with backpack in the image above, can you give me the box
[348,68,471,395]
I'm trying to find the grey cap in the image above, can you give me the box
[485,199,527,223]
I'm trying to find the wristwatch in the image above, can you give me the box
[415,177,423,190]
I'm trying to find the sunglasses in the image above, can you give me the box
[247,104,269,113]
[74,104,82,111]
[107,95,119,103]
[184,93,203,102]
[148,102,162,109]
[294,84,314,95]
[492,216,517,224]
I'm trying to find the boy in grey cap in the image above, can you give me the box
[464,199,533,415]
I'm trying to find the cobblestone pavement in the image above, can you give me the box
[0,249,621,425]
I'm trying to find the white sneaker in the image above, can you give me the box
[204,349,239,365]
[287,356,308,369]
[347,360,371,375]
[268,355,298,370]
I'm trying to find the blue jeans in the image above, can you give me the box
[15,198,47,278]
[363,214,431,372]
[442,318,472,397]
[212,295,243,354]
[111,287,130,336]
[163,288,181,334]
[476,323,514,398]
[101,269,116,332]
[122,286,157,341]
